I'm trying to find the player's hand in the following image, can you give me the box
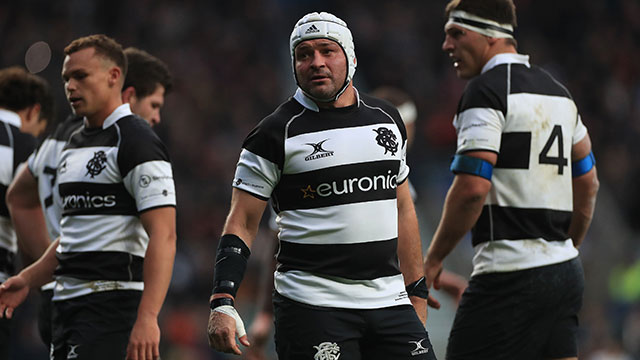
[0,275,30,319]
[126,314,161,360]
[438,271,468,305]
[409,295,428,326]
[424,258,443,291]
[245,311,273,360]
[208,306,250,355]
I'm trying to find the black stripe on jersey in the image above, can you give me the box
[51,115,84,142]
[276,238,400,280]
[471,205,571,246]
[495,132,531,169]
[0,184,8,218]
[59,182,137,216]
[65,123,118,150]
[55,251,143,281]
[457,65,508,114]
[11,126,37,173]
[243,100,304,169]
[510,64,573,98]
[287,103,396,139]
[0,122,9,147]
[116,115,170,177]
[273,160,399,211]
[0,247,16,276]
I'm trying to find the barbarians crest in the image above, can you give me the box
[373,127,398,156]
[313,342,340,360]
[86,150,107,178]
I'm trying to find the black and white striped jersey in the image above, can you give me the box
[53,104,176,301]
[234,88,411,309]
[27,115,83,243]
[0,109,37,281]
[453,53,587,276]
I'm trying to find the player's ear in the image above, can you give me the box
[121,86,137,104]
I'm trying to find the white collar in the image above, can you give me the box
[0,109,23,128]
[482,53,530,74]
[83,103,133,129]
[293,87,361,112]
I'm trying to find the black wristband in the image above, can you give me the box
[406,277,429,299]
[212,234,251,298]
[210,297,234,309]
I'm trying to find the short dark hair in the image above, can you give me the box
[0,66,54,122]
[64,34,127,79]
[445,0,517,27]
[123,47,173,98]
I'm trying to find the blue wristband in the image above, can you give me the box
[572,151,595,177]
[450,154,493,180]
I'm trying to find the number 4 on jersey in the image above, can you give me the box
[538,125,568,174]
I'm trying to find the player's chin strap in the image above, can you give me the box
[210,234,251,336]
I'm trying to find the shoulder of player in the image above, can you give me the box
[50,115,84,142]
[114,114,159,140]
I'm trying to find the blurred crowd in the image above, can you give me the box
[0,0,639,359]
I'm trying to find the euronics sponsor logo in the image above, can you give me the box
[62,193,116,209]
[302,170,397,199]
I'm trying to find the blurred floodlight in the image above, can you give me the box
[25,41,52,74]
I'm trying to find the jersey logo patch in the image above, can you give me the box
[409,338,429,356]
[373,127,398,156]
[313,342,340,360]
[305,139,334,161]
[86,151,107,178]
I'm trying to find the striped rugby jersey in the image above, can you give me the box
[53,104,176,301]
[453,53,587,276]
[28,115,83,243]
[0,109,37,281]
[234,88,412,309]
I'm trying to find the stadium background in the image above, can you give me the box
[1,0,639,358]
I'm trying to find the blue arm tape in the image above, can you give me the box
[450,154,493,180]
[572,151,595,177]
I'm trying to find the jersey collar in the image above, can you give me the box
[85,103,133,129]
[0,109,22,128]
[481,53,530,74]
[293,87,361,112]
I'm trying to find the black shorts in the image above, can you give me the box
[51,290,141,360]
[0,317,10,360]
[273,292,437,360]
[38,289,54,347]
[447,257,584,360]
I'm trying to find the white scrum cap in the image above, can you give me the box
[290,12,357,85]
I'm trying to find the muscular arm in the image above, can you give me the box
[127,206,177,360]
[396,181,429,324]
[568,135,599,247]
[6,165,50,263]
[424,151,495,288]
[208,188,268,355]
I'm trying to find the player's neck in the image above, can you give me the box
[85,97,124,128]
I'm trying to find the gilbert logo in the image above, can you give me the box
[305,139,334,161]
[305,24,320,34]
[409,339,429,356]
[67,344,80,359]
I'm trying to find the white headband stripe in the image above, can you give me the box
[447,10,514,39]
